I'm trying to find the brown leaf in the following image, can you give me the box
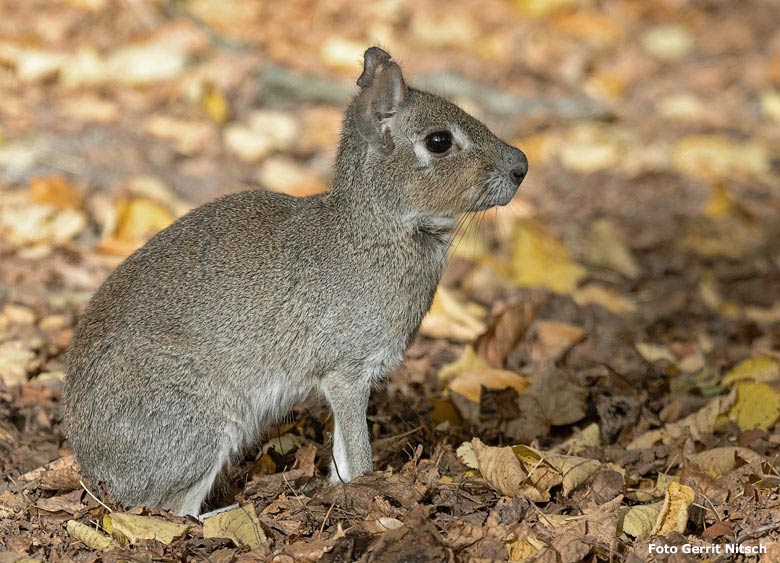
[475,300,536,367]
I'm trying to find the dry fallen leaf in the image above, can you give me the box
[448,368,528,424]
[727,380,780,431]
[619,502,663,538]
[103,513,190,545]
[511,220,586,295]
[419,287,487,343]
[529,320,584,364]
[470,438,540,500]
[628,389,736,449]
[722,356,780,385]
[67,519,114,550]
[551,422,601,454]
[438,346,488,384]
[98,197,174,256]
[202,504,266,548]
[585,218,640,278]
[689,447,765,478]
[650,482,696,536]
[29,176,82,210]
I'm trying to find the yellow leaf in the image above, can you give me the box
[728,380,780,431]
[511,220,585,294]
[103,513,190,545]
[448,369,529,405]
[574,284,637,315]
[650,482,695,536]
[439,346,488,384]
[67,519,114,550]
[419,287,487,343]
[201,82,230,123]
[722,356,780,385]
[448,368,528,424]
[202,504,266,548]
[99,198,174,255]
[586,219,640,278]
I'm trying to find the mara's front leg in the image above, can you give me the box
[321,373,373,483]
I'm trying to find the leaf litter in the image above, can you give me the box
[1,0,780,561]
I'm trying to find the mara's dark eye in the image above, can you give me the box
[425,131,453,154]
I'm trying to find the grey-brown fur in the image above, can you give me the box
[64,47,527,516]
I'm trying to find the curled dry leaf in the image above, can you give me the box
[19,455,81,491]
[103,513,191,546]
[475,301,536,367]
[203,504,267,548]
[470,438,540,500]
[650,481,696,536]
[513,445,600,496]
[67,519,114,550]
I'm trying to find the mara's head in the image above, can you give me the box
[342,46,528,216]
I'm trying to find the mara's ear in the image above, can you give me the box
[354,47,407,155]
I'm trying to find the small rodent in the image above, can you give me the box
[64,47,528,516]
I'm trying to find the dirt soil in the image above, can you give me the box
[1,0,780,561]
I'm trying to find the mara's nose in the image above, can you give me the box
[510,151,529,185]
